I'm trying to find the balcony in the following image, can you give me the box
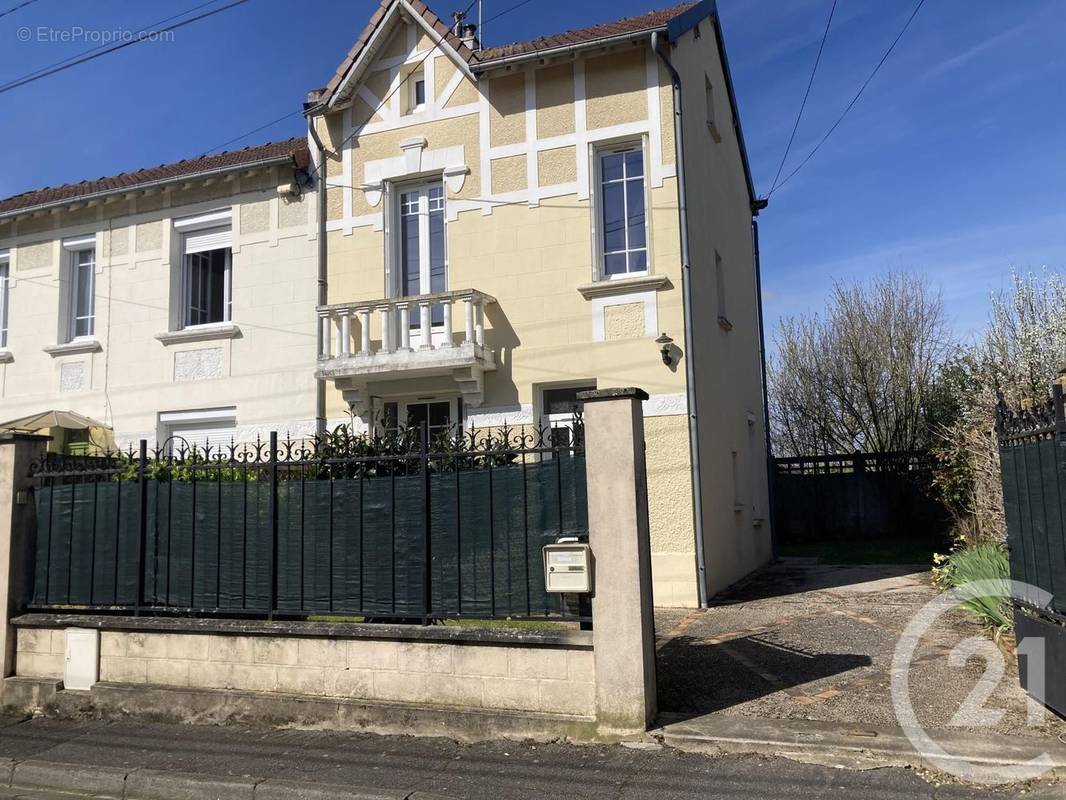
[315,288,497,417]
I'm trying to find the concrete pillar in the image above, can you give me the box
[578,388,657,735]
[0,434,48,678]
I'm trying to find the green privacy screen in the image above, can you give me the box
[999,436,1066,616]
[32,455,588,620]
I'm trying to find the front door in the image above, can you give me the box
[396,182,447,333]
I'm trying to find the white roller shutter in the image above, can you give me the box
[160,408,238,453]
[164,420,239,453]
[183,226,232,255]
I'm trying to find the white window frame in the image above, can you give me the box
[407,67,427,115]
[0,251,9,350]
[182,248,232,328]
[62,236,97,342]
[591,139,651,282]
[389,179,448,342]
[174,209,234,331]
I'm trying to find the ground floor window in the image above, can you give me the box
[541,384,596,448]
[158,407,238,453]
[381,398,458,439]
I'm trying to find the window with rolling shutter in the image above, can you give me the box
[175,210,233,329]
[160,407,237,454]
[183,226,232,254]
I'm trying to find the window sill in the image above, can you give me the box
[0,349,11,364]
[155,323,241,346]
[43,338,102,357]
[577,274,672,300]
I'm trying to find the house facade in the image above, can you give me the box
[307,0,771,605]
[0,0,769,607]
[0,143,319,449]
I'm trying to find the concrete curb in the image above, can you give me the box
[3,757,453,800]
[655,714,1066,778]
[13,759,129,797]
[125,768,258,800]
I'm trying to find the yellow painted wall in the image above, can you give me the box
[314,26,765,607]
[668,24,773,596]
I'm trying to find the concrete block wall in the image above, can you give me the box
[15,627,595,718]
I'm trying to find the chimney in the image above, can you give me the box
[451,10,465,37]
[461,22,479,50]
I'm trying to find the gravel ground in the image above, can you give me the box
[655,558,1066,740]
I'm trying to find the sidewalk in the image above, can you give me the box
[0,714,1042,799]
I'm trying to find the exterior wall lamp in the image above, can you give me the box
[656,333,675,366]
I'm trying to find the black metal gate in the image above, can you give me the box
[997,384,1066,716]
[28,421,589,623]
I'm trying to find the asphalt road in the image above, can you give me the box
[0,716,1058,799]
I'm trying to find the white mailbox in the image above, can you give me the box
[543,541,592,593]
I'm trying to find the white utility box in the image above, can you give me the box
[543,541,592,593]
[64,628,100,691]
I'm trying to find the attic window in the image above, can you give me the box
[408,67,426,114]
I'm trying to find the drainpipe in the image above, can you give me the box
[307,111,329,435]
[652,31,708,608]
[751,212,776,558]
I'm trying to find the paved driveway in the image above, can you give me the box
[655,558,1066,739]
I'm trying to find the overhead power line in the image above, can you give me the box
[323,0,481,166]
[0,0,252,97]
[3,0,222,89]
[767,0,837,196]
[203,109,306,156]
[0,0,40,20]
[770,0,928,197]
[202,0,535,164]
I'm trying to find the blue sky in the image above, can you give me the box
[1,0,1062,342]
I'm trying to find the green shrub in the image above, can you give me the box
[932,543,1012,632]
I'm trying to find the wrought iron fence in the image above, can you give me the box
[27,419,589,624]
[996,384,1066,619]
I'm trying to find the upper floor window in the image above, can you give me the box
[174,210,233,329]
[407,67,426,114]
[393,181,446,328]
[0,252,9,349]
[597,143,648,279]
[67,244,96,340]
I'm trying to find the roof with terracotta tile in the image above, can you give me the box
[0,137,309,218]
[318,1,699,106]
[321,0,476,104]
[475,3,697,63]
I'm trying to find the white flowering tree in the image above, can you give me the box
[934,269,1066,544]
